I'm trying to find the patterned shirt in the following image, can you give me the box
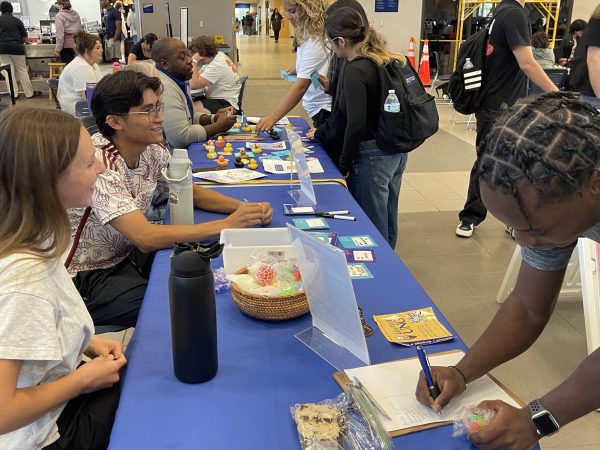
[67,133,170,274]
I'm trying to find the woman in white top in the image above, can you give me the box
[57,30,104,116]
[189,35,241,113]
[0,107,125,450]
[256,0,332,131]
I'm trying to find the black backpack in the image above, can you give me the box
[448,4,513,114]
[375,59,439,153]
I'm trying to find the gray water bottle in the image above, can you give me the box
[168,241,224,383]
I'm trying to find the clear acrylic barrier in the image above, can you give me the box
[288,225,370,370]
[287,129,316,206]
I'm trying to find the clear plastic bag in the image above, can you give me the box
[452,406,495,437]
[212,267,231,294]
[291,391,394,450]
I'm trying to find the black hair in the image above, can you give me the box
[570,19,587,35]
[91,71,162,139]
[0,1,13,13]
[478,92,600,212]
[143,32,158,46]
[324,0,368,99]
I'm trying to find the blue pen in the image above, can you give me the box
[416,345,440,400]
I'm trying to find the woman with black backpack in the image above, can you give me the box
[307,5,407,247]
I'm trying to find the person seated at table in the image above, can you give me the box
[307,5,407,248]
[188,35,241,113]
[67,71,273,328]
[0,107,125,450]
[127,32,157,64]
[415,92,600,449]
[57,30,104,116]
[256,0,332,132]
[151,37,237,148]
[531,31,555,69]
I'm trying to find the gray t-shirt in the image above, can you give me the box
[0,252,94,449]
[521,223,600,271]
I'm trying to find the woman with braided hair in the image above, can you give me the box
[415,92,600,449]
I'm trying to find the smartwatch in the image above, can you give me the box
[527,400,560,437]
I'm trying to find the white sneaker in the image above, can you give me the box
[456,221,474,238]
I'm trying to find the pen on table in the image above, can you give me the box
[416,345,441,408]
[316,212,356,221]
[352,376,392,420]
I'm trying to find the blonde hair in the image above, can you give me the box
[123,61,161,78]
[283,0,326,45]
[324,5,405,66]
[0,107,82,260]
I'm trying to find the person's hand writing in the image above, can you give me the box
[469,400,539,450]
[75,354,127,394]
[85,336,124,360]
[256,115,277,132]
[318,74,330,92]
[415,365,466,413]
[259,202,273,225]
[225,202,265,228]
[306,128,316,140]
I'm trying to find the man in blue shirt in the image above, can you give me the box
[100,0,121,62]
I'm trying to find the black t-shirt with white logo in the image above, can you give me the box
[481,0,532,109]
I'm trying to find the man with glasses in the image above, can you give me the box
[67,71,273,328]
[152,37,237,148]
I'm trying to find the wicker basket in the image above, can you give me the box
[230,268,309,320]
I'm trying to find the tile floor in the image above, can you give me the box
[2,35,598,448]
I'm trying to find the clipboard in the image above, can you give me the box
[333,349,524,437]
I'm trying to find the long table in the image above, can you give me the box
[108,183,480,449]
[187,117,344,183]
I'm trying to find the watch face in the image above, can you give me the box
[532,412,559,436]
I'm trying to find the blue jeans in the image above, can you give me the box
[347,140,408,248]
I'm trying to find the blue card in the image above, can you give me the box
[344,249,376,263]
[280,69,298,83]
[272,150,291,158]
[338,235,378,249]
[348,263,373,279]
[292,218,329,230]
[308,231,338,246]
[310,70,321,89]
[284,204,316,215]
[259,155,282,162]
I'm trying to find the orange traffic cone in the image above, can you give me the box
[407,37,416,68]
[418,39,431,87]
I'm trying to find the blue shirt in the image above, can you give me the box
[104,7,121,39]
[157,67,195,120]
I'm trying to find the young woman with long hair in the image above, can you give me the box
[0,107,125,449]
[256,0,331,131]
[308,5,407,247]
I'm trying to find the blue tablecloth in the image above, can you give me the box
[188,117,343,182]
[109,183,476,449]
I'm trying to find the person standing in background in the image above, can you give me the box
[256,0,331,131]
[127,4,138,44]
[556,19,587,66]
[271,8,283,43]
[531,31,555,69]
[49,1,62,18]
[54,0,82,64]
[0,1,34,98]
[100,0,122,62]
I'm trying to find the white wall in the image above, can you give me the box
[20,0,101,27]
[572,0,598,21]
[356,0,423,57]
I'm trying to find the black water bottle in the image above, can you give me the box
[168,241,224,383]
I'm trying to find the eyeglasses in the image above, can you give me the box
[324,37,341,51]
[113,103,164,123]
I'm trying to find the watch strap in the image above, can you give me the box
[528,399,544,416]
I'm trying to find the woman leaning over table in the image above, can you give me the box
[57,30,104,116]
[0,107,126,450]
[307,6,408,248]
[256,0,331,131]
